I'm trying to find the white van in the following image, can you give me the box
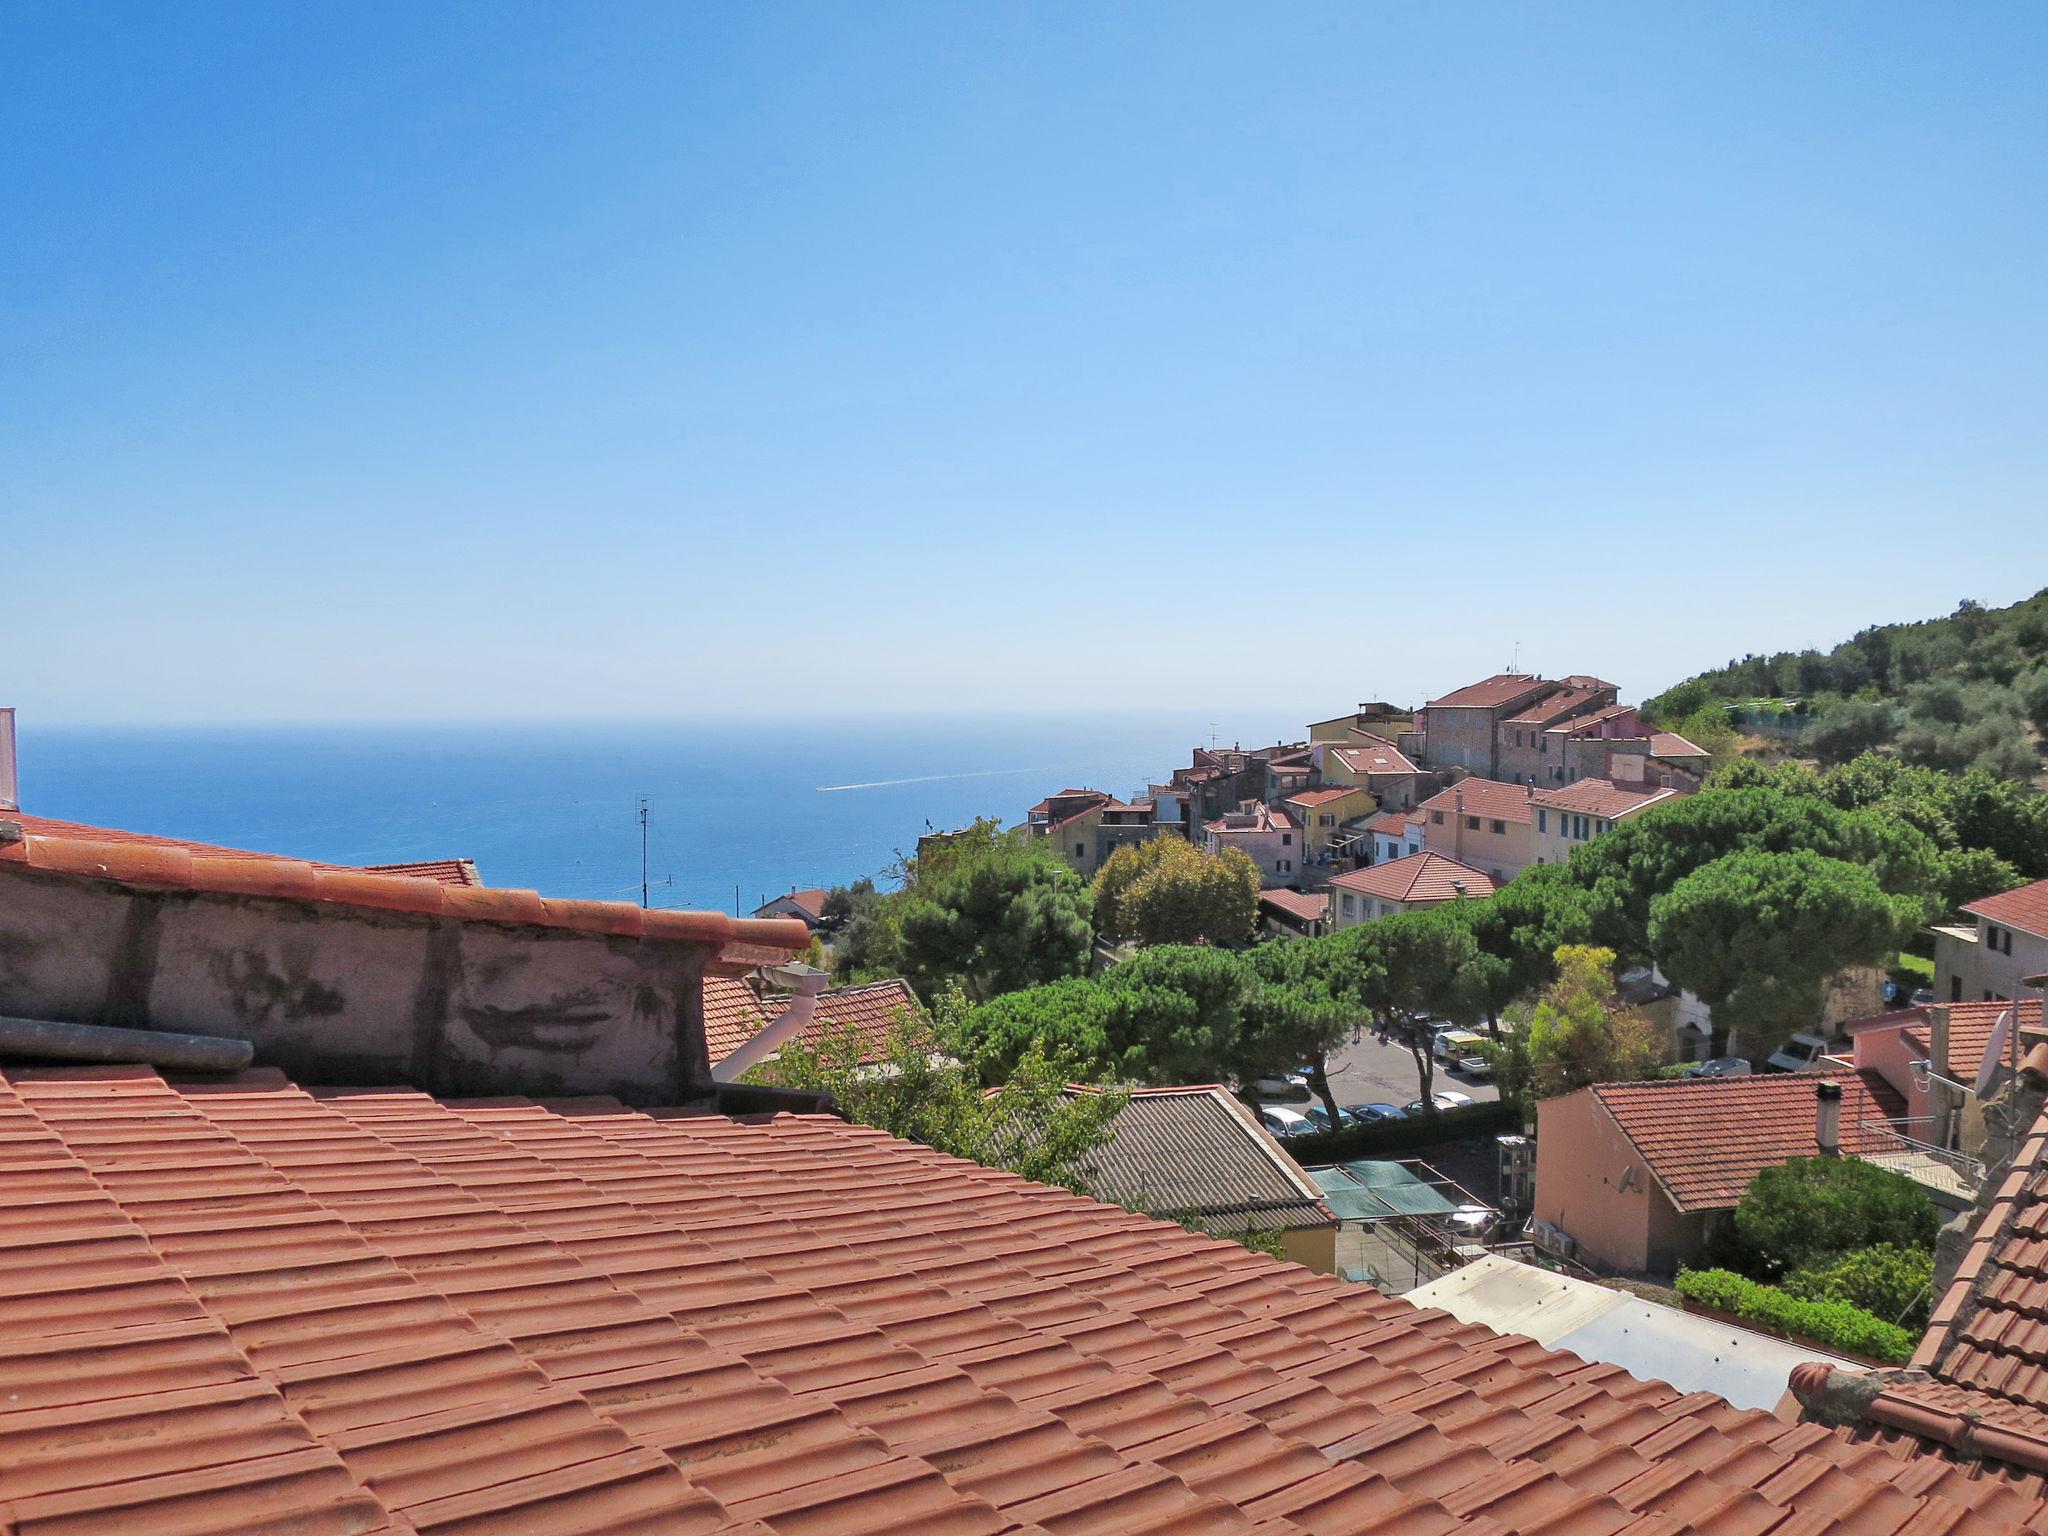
[1432,1029,1492,1077]
[1764,1032,1834,1073]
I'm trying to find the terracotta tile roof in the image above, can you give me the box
[1416,777,1537,825]
[10,1062,2048,1532]
[1590,1071,1901,1212]
[1800,1081,2048,1475]
[1504,688,1599,727]
[1327,852,1497,906]
[1531,779,1678,821]
[361,857,483,887]
[1847,1001,2046,1083]
[1059,1085,1334,1237]
[1967,879,2048,941]
[702,977,926,1069]
[3,811,480,885]
[0,826,804,963]
[1650,730,1710,758]
[1367,809,1415,836]
[1423,673,1553,711]
[1258,889,1329,924]
[1282,787,1360,808]
[1555,704,1638,737]
[754,887,829,924]
[1204,804,1293,834]
[1328,736,1419,775]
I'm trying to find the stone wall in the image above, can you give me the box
[0,864,723,1106]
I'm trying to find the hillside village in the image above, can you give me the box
[8,623,2048,1531]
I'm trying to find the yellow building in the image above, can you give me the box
[1283,784,1379,865]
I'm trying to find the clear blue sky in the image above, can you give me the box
[5,2,2044,725]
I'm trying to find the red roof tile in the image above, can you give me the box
[1282,787,1361,808]
[0,827,805,960]
[1204,804,1293,834]
[3,811,481,885]
[1327,852,1497,905]
[1504,688,1600,726]
[5,1061,2048,1532]
[1367,809,1414,836]
[1847,1001,2044,1083]
[754,887,829,923]
[1416,777,1537,825]
[1328,737,1419,775]
[1835,1091,2048,1476]
[1650,730,1710,759]
[1590,1072,1902,1212]
[702,977,925,1068]
[1257,889,1328,924]
[1966,879,2048,941]
[1531,779,1678,821]
[1423,673,1554,711]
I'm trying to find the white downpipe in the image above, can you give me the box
[713,962,831,1082]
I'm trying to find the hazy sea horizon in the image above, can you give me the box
[18,712,1310,914]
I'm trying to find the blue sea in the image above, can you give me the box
[20,713,1307,914]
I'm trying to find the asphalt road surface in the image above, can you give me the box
[1313,1028,1502,1116]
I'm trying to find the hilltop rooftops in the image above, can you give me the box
[1504,687,1602,727]
[1204,802,1293,834]
[1532,779,1680,821]
[1328,851,1496,906]
[1416,777,1537,825]
[1424,673,1553,710]
[1327,736,1418,776]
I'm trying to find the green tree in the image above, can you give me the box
[1238,939,1354,1126]
[1325,910,1482,1110]
[1647,848,1924,1057]
[750,986,1128,1195]
[1731,1156,1938,1279]
[962,945,1252,1085]
[1782,1244,1934,1331]
[1566,787,1941,961]
[1441,863,1593,1034]
[1093,837,1260,948]
[1513,944,1663,1100]
[895,833,1094,1001]
[1807,698,1898,765]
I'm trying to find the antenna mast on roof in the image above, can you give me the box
[638,796,650,909]
[1511,640,1521,672]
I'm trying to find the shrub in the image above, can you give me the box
[1280,1100,1517,1164]
[1783,1244,1934,1330]
[1675,1268,1918,1364]
[1732,1156,1938,1278]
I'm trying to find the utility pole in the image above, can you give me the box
[638,796,650,909]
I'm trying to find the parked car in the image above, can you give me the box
[1432,1029,1492,1077]
[1403,1090,1475,1115]
[1246,1074,1310,1103]
[1763,1032,1835,1073]
[1685,1056,1752,1079]
[1257,1105,1315,1139]
[1444,1205,1499,1243]
[1299,1104,1340,1133]
[1342,1102,1406,1125]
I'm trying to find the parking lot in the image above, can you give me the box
[1313,1027,1502,1116]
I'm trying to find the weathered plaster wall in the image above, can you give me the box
[0,867,716,1105]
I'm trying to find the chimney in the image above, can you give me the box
[0,707,15,812]
[1814,1080,1843,1156]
